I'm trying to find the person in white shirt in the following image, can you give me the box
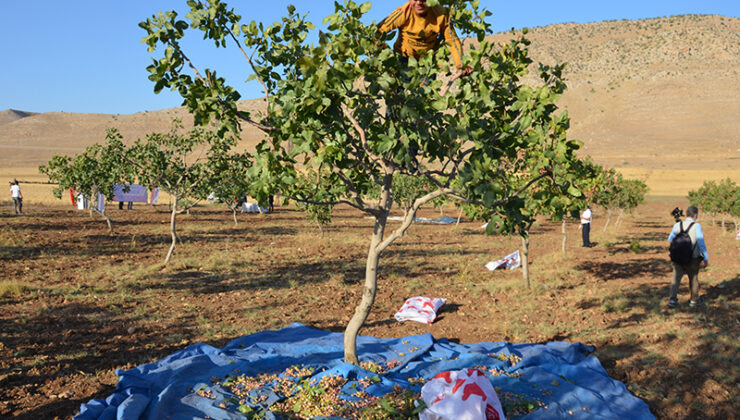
[579,206,592,247]
[9,180,22,215]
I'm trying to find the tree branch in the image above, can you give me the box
[376,188,453,252]
[341,103,387,173]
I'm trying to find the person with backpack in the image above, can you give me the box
[667,205,708,308]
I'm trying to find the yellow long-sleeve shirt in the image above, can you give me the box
[378,2,463,68]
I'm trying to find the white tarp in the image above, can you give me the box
[485,250,521,271]
[76,193,106,212]
[77,194,89,210]
[383,216,457,224]
[241,202,268,213]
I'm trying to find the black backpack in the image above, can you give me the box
[669,221,696,265]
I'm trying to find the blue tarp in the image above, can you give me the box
[75,323,653,419]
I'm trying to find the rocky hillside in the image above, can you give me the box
[489,14,740,170]
[1,14,739,172]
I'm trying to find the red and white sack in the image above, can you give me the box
[394,297,446,324]
[420,368,506,420]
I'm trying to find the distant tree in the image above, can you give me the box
[140,0,584,363]
[39,129,132,232]
[688,178,738,231]
[208,150,254,225]
[470,148,587,287]
[613,178,648,227]
[119,122,245,264]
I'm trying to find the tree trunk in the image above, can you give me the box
[165,196,178,264]
[344,214,387,364]
[456,207,463,226]
[615,209,624,227]
[344,174,396,364]
[342,179,450,364]
[89,186,96,217]
[521,234,530,288]
[561,220,567,255]
[101,208,113,233]
[232,208,238,225]
[721,214,726,231]
[602,209,611,232]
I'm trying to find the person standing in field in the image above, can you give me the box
[377,0,472,77]
[9,179,23,215]
[667,205,708,308]
[579,206,592,247]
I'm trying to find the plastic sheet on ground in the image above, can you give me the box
[241,202,268,213]
[386,216,458,224]
[75,323,654,420]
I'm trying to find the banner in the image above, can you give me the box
[113,184,149,203]
[150,188,160,204]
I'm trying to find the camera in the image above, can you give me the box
[671,207,683,222]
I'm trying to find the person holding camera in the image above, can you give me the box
[667,205,708,308]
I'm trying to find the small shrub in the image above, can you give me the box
[0,281,29,299]
[629,240,642,253]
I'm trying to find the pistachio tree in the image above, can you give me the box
[120,123,241,264]
[208,150,255,225]
[688,178,738,230]
[39,129,132,232]
[613,178,648,227]
[140,0,583,363]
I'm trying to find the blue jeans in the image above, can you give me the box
[12,197,22,214]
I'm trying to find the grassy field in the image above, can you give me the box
[616,168,740,197]
[1,196,738,419]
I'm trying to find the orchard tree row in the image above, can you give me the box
[688,178,740,230]
[41,123,260,264]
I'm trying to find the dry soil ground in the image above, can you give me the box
[1,196,738,419]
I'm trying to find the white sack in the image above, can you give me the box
[420,368,506,420]
[394,297,445,324]
[485,250,521,271]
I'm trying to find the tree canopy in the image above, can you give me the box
[140,0,587,363]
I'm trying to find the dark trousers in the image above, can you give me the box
[670,257,702,302]
[581,223,590,247]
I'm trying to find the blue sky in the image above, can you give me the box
[1,0,738,115]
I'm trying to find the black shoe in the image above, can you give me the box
[668,299,677,308]
[689,298,704,308]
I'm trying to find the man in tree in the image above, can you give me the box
[378,0,472,76]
